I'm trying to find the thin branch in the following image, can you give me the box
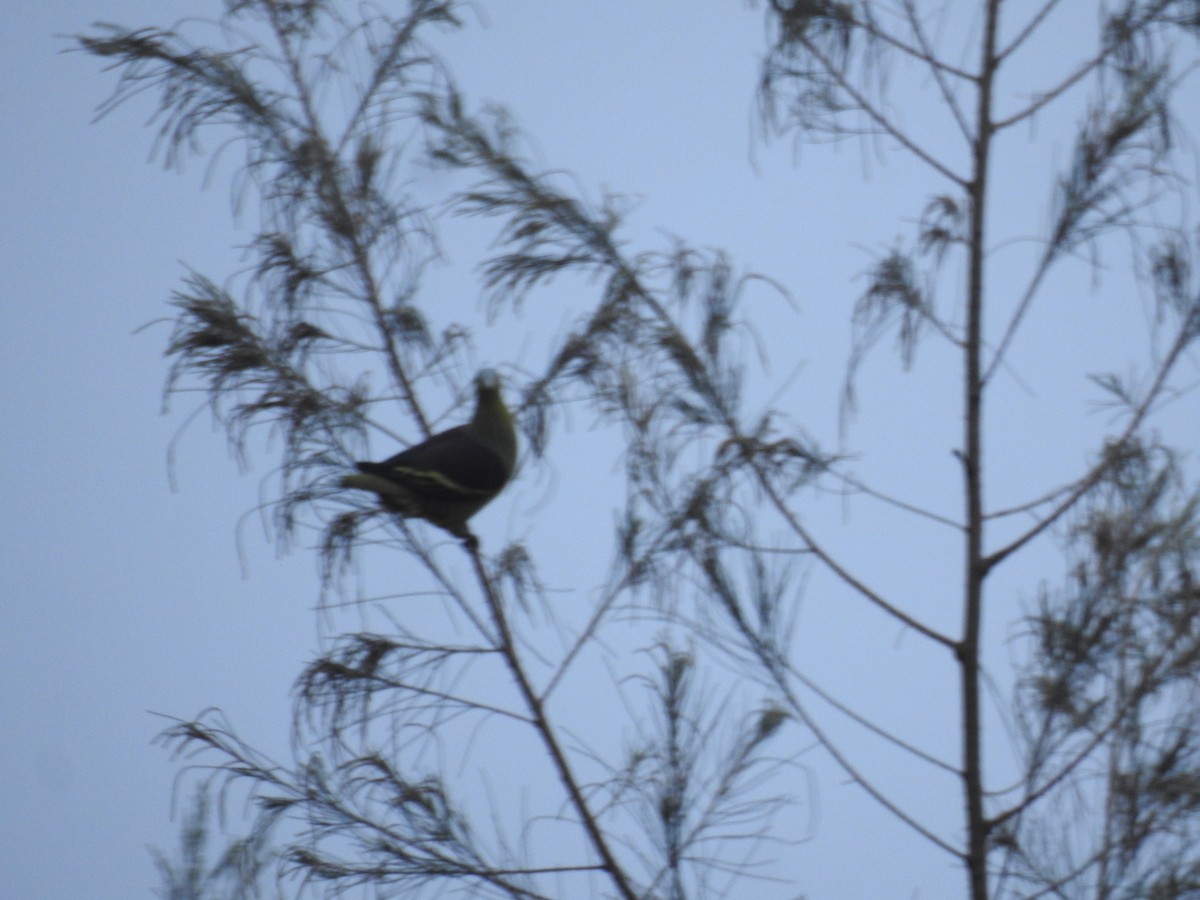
[683,540,964,855]
[847,5,975,82]
[985,480,1075,521]
[540,556,648,705]
[983,311,1197,573]
[759,470,957,649]
[784,659,961,775]
[764,0,967,187]
[981,244,1054,386]
[775,667,963,857]
[826,467,965,531]
[899,0,972,142]
[335,2,444,157]
[468,548,641,900]
[267,2,433,438]
[989,601,1200,833]
[996,0,1068,65]
[992,0,1176,131]
[994,54,1100,132]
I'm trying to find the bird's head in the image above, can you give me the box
[470,367,517,472]
[476,368,501,392]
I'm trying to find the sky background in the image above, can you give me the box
[3,1,1198,897]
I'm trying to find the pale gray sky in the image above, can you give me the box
[3,2,1197,897]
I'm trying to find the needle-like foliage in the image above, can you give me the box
[79,1,1200,897]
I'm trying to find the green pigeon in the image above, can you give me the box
[342,369,517,544]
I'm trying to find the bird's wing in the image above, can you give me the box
[356,425,510,500]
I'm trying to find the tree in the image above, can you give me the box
[79,1,1200,897]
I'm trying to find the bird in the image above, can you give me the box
[341,369,517,546]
